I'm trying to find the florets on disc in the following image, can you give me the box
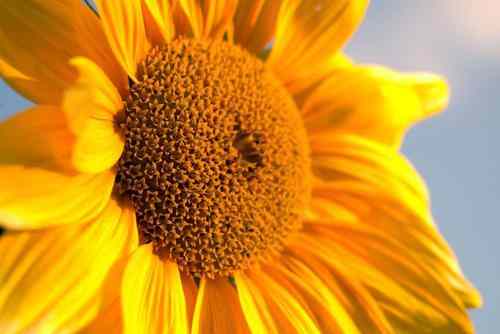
[114,38,311,278]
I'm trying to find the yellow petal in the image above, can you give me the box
[0,59,57,106]
[233,0,284,54]
[235,270,320,334]
[81,299,123,334]
[122,244,188,334]
[95,0,150,80]
[0,0,80,104]
[176,0,203,37]
[268,0,368,90]
[82,211,139,334]
[170,0,193,36]
[285,251,394,334]
[235,273,278,334]
[0,168,115,230]
[310,134,431,221]
[289,230,477,333]
[63,57,124,174]
[177,0,237,38]
[192,278,251,334]
[304,196,358,222]
[273,257,361,334]
[181,274,198,330]
[75,2,129,94]
[142,0,175,45]
[0,199,137,333]
[303,66,450,148]
[201,0,238,39]
[291,52,353,107]
[0,0,125,104]
[0,106,75,171]
[301,134,480,332]
[0,104,115,230]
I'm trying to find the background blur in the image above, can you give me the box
[0,1,498,332]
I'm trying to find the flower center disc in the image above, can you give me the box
[115,38,311,278]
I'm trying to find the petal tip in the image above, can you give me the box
[411,73,451,116]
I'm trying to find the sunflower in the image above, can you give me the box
[0,0,481,333]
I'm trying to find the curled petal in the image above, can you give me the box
[63,57,124,174]
[303,66,450,148]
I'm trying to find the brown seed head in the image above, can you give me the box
[115,38,311,278]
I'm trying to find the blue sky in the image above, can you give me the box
[0,1,498,332]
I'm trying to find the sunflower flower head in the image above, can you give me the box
[0,0,481,333]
